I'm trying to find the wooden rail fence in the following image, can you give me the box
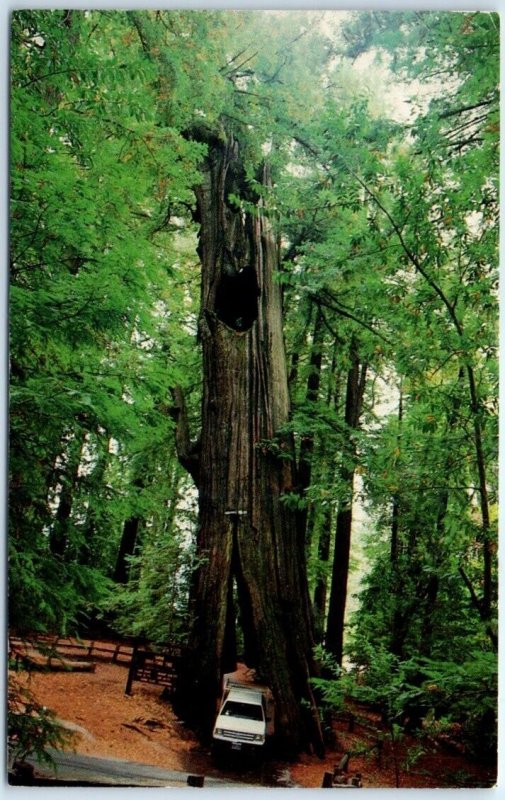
[9,635,185,697]
[9,635,135,667]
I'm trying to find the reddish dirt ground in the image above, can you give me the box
[10,648,496,789]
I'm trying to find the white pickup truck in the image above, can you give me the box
[212,678,271,752]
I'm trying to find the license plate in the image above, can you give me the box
[231,742,242,751]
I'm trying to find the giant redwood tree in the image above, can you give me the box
[174,130,324,756]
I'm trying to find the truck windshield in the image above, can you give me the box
[221,700,264,721]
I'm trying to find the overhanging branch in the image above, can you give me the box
[459,566,497,651]
[170,386,201,486]
[311,291,392,346]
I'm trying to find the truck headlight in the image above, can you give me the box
[253,734,264,742]
[214,728,224,736]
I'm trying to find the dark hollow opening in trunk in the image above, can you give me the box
[215,267,260,331]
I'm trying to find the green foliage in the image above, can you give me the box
[310,645,347,710]
[314,641,497,764]
[107,472,198,645]
[9,9,203,635]
[416,652,498,759]
[280,10,498,767]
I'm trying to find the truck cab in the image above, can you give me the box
[212,680,268,751]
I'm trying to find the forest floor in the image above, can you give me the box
[11,649,496,789]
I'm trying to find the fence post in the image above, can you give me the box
[125,643,138,695]
[322,772,334,788]
[187,775,204,787]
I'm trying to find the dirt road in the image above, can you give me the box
[19,749,258,788]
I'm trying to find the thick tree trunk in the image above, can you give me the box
[177,135,324,757]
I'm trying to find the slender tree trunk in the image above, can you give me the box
[389,389,405,657]
[287,298,313,391]
[458,370,497,648]
[114,518,141,584]
[114,477,144,584]
[325,341,367,665]
[78,436,110,567]
[49,431,84,557]
[390,390,403,564]
[176,135,324,756]
[297,305,325,545]
[466,364,494,621]
[313,500,333,642]
[325,486,353,665]
[313,345,343,643]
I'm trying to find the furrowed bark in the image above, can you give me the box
[176,134,324,757]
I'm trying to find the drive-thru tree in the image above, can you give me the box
[173,130,324,755]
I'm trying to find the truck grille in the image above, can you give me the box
[222,730,257,742]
